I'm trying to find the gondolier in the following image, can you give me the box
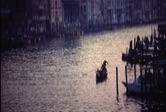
[101,60,108,73]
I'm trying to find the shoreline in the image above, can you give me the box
[1,21,165,52]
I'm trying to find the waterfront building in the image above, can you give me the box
[141,0,153,22]
[30,0,50,36]
[62,0,80,29]
[87,0,102,28]
[79,0,87,29]
[62,0,105,29]
[50,0,63,33]
[1,0,11,39]
[125,0,134,23]
[80,0,108,29]
[129,0,166,23]
[1,0,30,38]
[163,1,166,19]
[100,0,108,26]
[151,0,158,21]
[1,0,166,40]
[107,0,126,24]
[133,0,142,23]
[156,0,166,21]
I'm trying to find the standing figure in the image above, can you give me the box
[101,60,108,74]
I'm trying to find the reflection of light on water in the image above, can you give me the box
[1,24,157,112]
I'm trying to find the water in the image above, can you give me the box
[1,24,157,112]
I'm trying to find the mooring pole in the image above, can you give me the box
[134,64,136,82]
[116,67,119,96]
[134,38,136,49]
[140,67,143,97]
[141,37,144,65]
[126,47,128,66]
[125,66,128,93]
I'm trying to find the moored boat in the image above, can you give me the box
[122,78,151,94]
[96,60,108,82]
[122,69,152,94]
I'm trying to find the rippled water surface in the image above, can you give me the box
[1,24,157,112]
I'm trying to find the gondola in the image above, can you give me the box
[96,68,107,82]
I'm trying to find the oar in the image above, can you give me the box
[79,67,101,77]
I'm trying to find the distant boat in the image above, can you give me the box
[96,68,107,82]
[122,75,151,94]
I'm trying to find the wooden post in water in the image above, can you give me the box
[134,64,136,82]
[134,38,136,49]
[140,67,143,96]
[144,68,147,101]
[126,47,128,66]
[125,66,128,93]
[116,67,119,96]
[141,37,144,65]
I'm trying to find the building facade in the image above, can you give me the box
[141,0,152,22]
[1,0,166,39]
[79,0,87,28]
[87,0,102,28]
[100,0,108,26]
[133,0,142,23]
[156,0,166,20]
[126,0,134,23]
[1,0,29,38]
[30,0,50,36]
[107,0,126,24]
[1,0,12,39]
[62,0,80,28]
[62,0,105,29]
[50,0,63,33]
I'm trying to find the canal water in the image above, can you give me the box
[1,24,157,112]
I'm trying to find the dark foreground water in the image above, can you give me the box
[1,24,157,112]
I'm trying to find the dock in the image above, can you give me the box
[122,23,166,111]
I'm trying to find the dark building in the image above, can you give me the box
[126,0,134,23]
[1,0,29,48]
[1,0,166,45]
[50,0,63,33]
[1,0,30,37]
[30,0,50,36]
[62,0,80,28]
[157,0,166,20]
[133,0,142,23]
[11,0,29,36]
[1,0,11,39]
